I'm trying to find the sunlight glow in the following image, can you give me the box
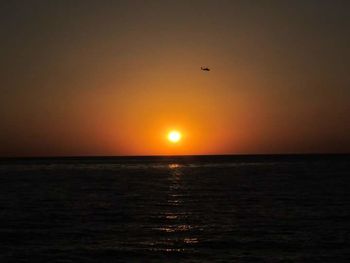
[168,131,182,143]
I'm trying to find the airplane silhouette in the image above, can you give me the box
[201,67,210,71]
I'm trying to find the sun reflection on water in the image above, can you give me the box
[168,163,181,169]
[152,163,199,251]
[165,214,178,220]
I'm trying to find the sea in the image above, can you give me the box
[0,154,349,262]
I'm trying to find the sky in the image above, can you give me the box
[1,0,349,156]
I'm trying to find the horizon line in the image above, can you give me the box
[1,152,349,159]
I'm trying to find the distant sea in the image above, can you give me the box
[0,154,350,262]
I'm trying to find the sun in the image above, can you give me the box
[168,130,182,143]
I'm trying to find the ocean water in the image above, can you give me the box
[0,155,349,262]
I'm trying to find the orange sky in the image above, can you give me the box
[1,1,349,156]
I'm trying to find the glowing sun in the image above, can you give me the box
[168,130,182,143]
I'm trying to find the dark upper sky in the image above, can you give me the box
[1,0,350,156]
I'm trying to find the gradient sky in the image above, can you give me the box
[1,0,350,156]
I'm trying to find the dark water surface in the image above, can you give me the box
[0,155,350,262]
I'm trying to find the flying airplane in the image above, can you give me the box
[201,66,210,71]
